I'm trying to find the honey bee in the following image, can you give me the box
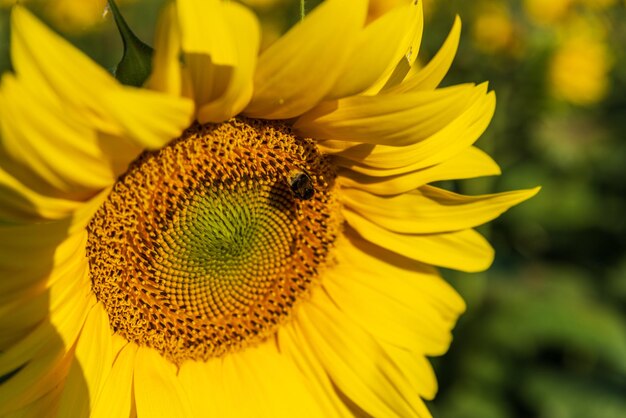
[288,170,315,200]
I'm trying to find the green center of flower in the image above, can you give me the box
[87,118,340,364]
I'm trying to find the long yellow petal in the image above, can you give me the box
[227,341,328,418]
[103,88,193,150]
[277,325,354,417]
[10,6,116,114]
[0,167,82,222]
[366,0,425,93]
[0,223,79,300]
[196,2,260,123]
[346,232,466,320]
[0,74,118,196]
[320,87,495,171]
[177,0,260,122]
[90,342,138,418]
[0,263,90,373]
[54,359,89,418]
[10,6,193,150]
[133,347,192,418]
[0,254,88,351]
[147,2,184,97]
[57,304,113,418]
[336,146,501,194]
[2,384,64,418]
[0,342,71,416]
[381,341,439,400]
[344,209,495,272]
[297,83,477,145]
[180,339,328,418]
[177,0,237,64]
[387,16,462,93]
[0,276,91,414]
[329,0,422,98]
[244,0,367,119]
[178,360,224,417]
[296,291,431,418]
[341,186,540,233]
[323,248,457,356]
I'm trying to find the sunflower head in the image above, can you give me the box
[0,1,537,417]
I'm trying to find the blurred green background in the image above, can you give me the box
[1,1,625,417]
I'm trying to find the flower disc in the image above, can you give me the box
[87,118,340,364]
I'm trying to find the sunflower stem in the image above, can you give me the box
[300,0,306,20]
[108,0,153,87]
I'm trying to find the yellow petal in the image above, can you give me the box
[90,342,138,418]
[244,0,367,119]
[10,6,115,113]
[345,232,466,320]
[336,146,501,194]
[277,326,354,417]
[178,360,224,417]
[233,342,328,418]
[147,2,184,97]
[366,0,425,93]
[0,166,82,222]
[2,384,64,418]
[0,222,80,300]
[68,187,111,235]
[134,347,192,418]
[319,86,495,171]
[297,83,481,146]
[196,2,260,123]
[176,0,260,122]
[344,209,495,272]
[55,359,90,418]
[180,339,328,418]
[57,304,113,418]
[387,16,462,93]
[341,186,540,233]
[0,340,71,416]
[381,342,439,400]
[329,0,422,98]
[324,239,459,356]
[0,278,91,414]
[0,74,117,196]
[102,88,193,150]
[296,291,431,418]
[0,254,89,351]
[0,288,49,350]
[177,0,238,64]
[10,6,193,150]
[0,262,90,371]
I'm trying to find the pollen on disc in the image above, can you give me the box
[86,118,341,364]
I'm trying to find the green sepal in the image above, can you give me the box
[108,0,153,87]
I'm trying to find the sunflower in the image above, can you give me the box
[0,0,538,417]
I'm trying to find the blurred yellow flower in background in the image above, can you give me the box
[549,34,612,105]
[0,0,137,32]
[471,2,517,55]
[524,0,573,25]
[368,0,437,22]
